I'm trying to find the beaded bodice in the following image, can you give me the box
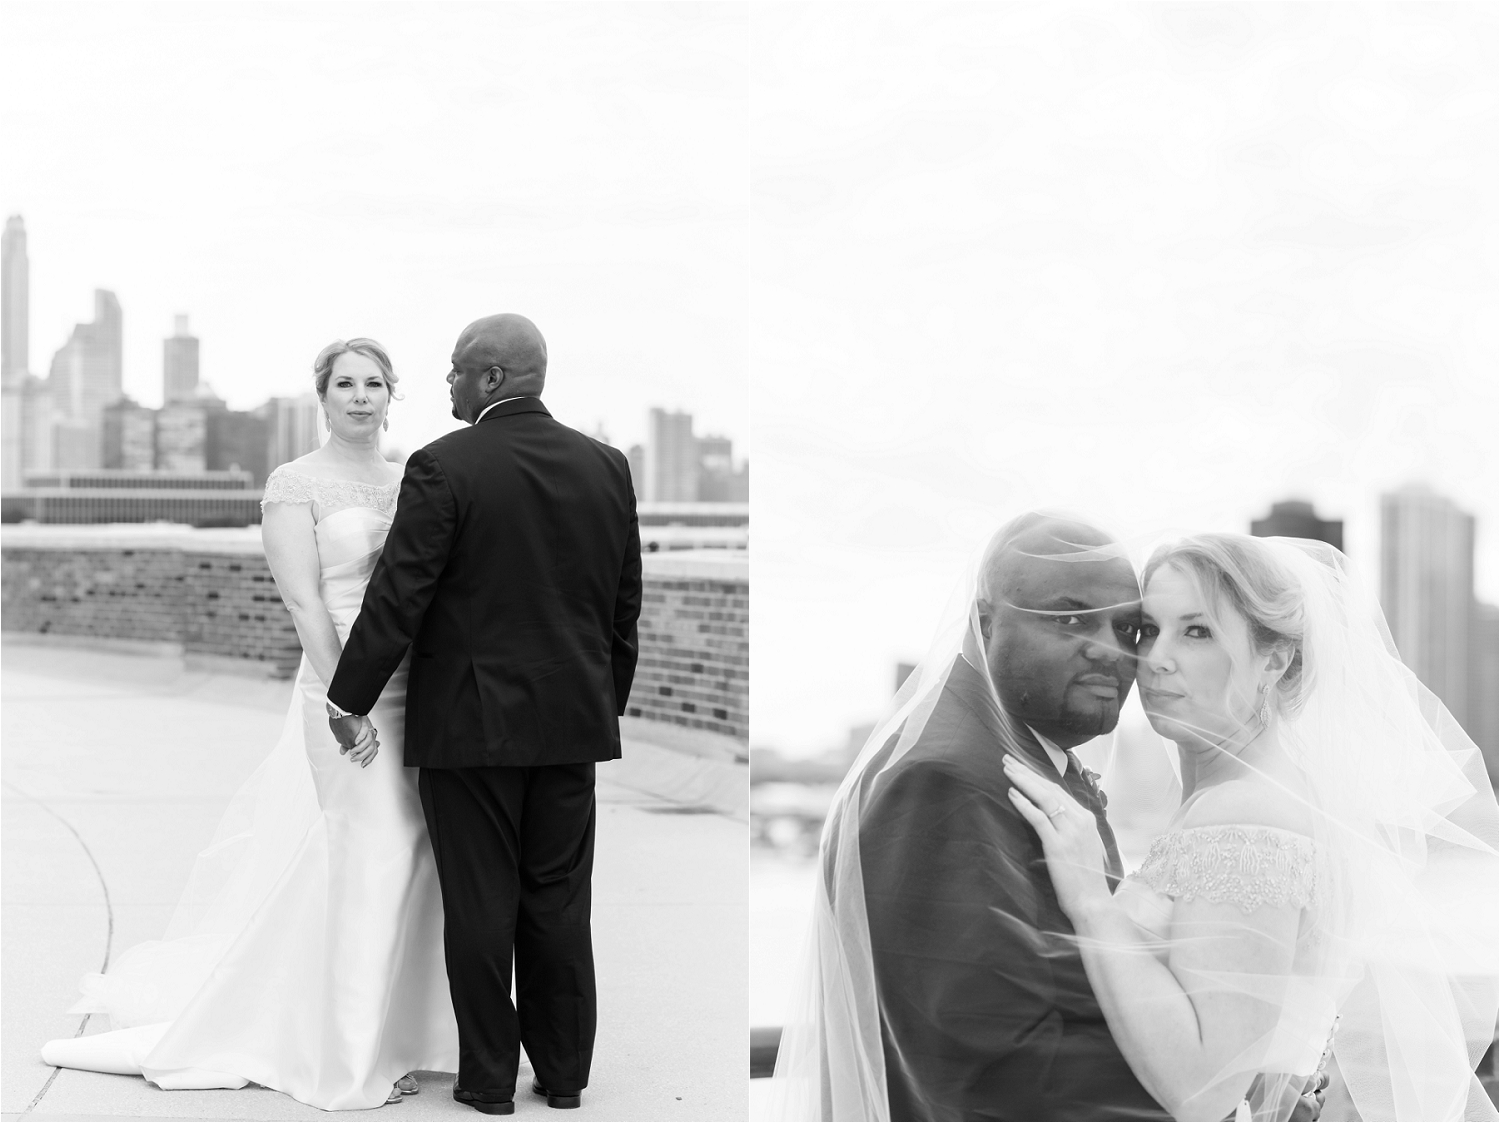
[260,465,400,519]
[1128,825,1317,913]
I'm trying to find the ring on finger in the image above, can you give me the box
[1047,803,1066,819]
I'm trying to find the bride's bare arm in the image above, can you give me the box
[261,499,347,691]
[1006,761,1305,1121]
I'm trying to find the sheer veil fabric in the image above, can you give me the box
[766,519,1497,1122]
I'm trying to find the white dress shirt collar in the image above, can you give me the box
[1026,726,1071,776]
[474,396,532,424]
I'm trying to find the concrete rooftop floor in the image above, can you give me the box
[2,639,748,1122]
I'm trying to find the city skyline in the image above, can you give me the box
[2,213,748,489]
[3,4,748,464]
[3,212,747,467]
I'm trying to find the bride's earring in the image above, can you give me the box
[322,410,330,432]
[1258,683,1271,727]
[383,416,389,432]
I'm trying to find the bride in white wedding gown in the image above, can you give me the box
[41,339,459,1110]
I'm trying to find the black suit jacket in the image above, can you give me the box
[851,656,1170,1121]
[327,397,642,769]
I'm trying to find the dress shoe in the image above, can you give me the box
[531,1078,582,1109]
[452,1087,515,1115]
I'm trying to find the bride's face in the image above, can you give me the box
[322,352,390,440]
[1137,564,1262,747]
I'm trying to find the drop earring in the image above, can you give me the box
[322,410,330,432]
[1258,683,1271,727]
[383,417,389,432]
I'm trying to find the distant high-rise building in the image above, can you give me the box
[1380,485,1475,724]
[645,408,698,502]
[163,315,200,403]
[46,288,123,469]
[3,215,29,387]
[2,216,33,489]
[626,444,645,503]
[11,378,56,479]
[1469,602,1498,789]
[53,417,100,471]
[102,398,156,471]
[264,394,321,470]
[0,380,19,489]
[207,407,271,484]
[696,433,748,502]
[1250,499,1342,551]
[698,434,732,473]
[155,402,207,473]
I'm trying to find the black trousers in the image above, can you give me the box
[418,762,597,1100]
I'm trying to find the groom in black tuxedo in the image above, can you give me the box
[853,513,1166,1122]
[326,313,641,1115]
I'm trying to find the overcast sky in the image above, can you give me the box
[6,3,1495,758]
[3,1,748,459]
[751,2,1498,755]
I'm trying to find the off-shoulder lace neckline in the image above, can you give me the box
[269,463,400,490]
[1128,823,1319,914]
[261,464,400,516]
[1163,822,1314,844]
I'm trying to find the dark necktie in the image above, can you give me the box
[1063,749,1124,889]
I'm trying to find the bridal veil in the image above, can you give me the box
[765,516,1498,1122]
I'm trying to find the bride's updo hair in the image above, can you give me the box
[1143,534,1309,717]
[312,338,402,400]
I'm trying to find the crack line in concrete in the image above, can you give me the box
[4,781,114,1115]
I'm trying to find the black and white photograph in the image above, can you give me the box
[748,5,1497,1122]
[2,4,747,1121]
[6,3,1500,1123]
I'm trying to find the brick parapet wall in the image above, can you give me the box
[626,577,750,740]
[1,526,748,741]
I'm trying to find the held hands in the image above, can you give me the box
[1003,754,1110,923]
[328,712,380,767]
[1287,1070,1330,1122]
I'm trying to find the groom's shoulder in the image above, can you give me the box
[417,416,628,467]
[413,425,471,461]
[870,713,1005,808]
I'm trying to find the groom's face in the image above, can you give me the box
[448,340,501,423]
[980,550,1141,749]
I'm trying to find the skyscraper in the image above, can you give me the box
[696,432,749,502]
[1469,602,1498,788]
[46,289,123,469]
[163,315,200,403]
[1380,485,1475,724]
[264,394,322,470]
[645,407,698,502]
[154,401,207,473]
[2,216,33,489]
[1250,499,1342,551]
[626,443,646,503]
[206,406,271,484]
[12,382,56,480]
[3,215,28,386]
[102,398,158,471]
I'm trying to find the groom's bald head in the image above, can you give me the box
[977,512,1142,747]
[448,313,547,422]
[456,314,546,390]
